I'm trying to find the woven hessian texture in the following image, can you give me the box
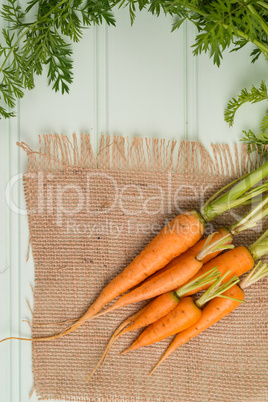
[19,135,268,401]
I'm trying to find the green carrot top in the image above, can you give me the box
[201,162,268,222]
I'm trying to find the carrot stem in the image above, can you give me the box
[196,233,234,261]
[240,261,268,289]
[176,267,220,298]
[248,229,268,260]
[195,272,241,308]
[230,195,268,235]
[201,161,268,221]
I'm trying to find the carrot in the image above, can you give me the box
[121,201,266,333]
[123,297,202,352]
[87,267,221,380]
[1,164,268,344]
[144,227,231,283]
[147,193,268,284]
[85,211,204,308]
[183,246,254,296]
[120,292,180,333]
[121,267,220,335]
[150,261,268,375]
[182,227,268,296]
[122,270,240,354]
[93,234,233,317]
[150,285,243,374]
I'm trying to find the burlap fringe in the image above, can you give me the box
[35,395,131,401]
[17,134,267,177]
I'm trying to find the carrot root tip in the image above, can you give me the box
[149,364,159,376]
[85,373,94,383]
[120,348,129,356]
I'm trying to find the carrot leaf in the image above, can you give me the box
[230,194,268,235]
[176,267,220,298]
[201,161,268,222]
[240,261,268,289]
[195,272,240,308]
[248,229,268,260]
[196,233,234,262]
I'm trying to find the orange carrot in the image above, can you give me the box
[150,260,268,374]
[150,200,268,297]
[120,266,220,335]
[122,297,202,353]
[119,200,268,350]
[119,292,179,336]
[86,267,221,380]
[182,226,268,295]
[144,227,231,283]
[93,234,233,317]
[183,246,254,296]
[76,211,204,318]
[0,233,228,346]
[103,256,203,312]
[145,192,268,286]
[150,285,244,374]
[122,270,240,355]
[0,221,220,345]
[0,211,204,343]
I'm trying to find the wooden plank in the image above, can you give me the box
[0,114,11,402]
[105,9,186,141]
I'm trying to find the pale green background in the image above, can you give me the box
[0,8,267,402]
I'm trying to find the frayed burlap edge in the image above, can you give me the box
[17,134,266,176]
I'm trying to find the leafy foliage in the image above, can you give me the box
[0,0,116,118]
[224,81,268,154]
[241,110,268,155]
[0,0,268,119]
[225,81,268,127]
[154,0,268,66]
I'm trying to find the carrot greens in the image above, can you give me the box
[195,272,242,308]
[225,81,268,153]
[1,0,268,122]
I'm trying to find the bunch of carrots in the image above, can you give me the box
[2,161,268,380]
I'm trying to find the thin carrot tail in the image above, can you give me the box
[77,288,127,323]
[90,303,119,320]
[0,337,34,343]
[86,305,149,382]
[86,329,123,381]
[121,337,142,354]
[118,324,134,337]
[0,315,87,343]
[121,347,131,355]
[80,298,108,321]
[22,318,76,327]
[99,305,149,364]
[86,338,116,381]
[150,346,175,375]
[0,301,140,344]
[121,336,143,355]
[90,292,137,321]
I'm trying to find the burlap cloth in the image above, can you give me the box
[18,135,268,401]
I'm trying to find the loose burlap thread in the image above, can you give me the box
[19,134,268,401]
